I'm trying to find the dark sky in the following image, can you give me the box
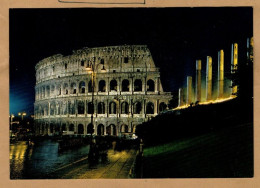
[9,7,253,115]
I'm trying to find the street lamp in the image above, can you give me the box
[18,112,27,120]
[85,57,106,136]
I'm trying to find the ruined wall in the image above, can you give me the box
[34,45,172,136]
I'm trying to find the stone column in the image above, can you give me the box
[206,56,213,101]
[247,37,253,63]
[178,88,183,107]
[231,43,238,96]
[195,60,202,102]
[186,76,192,105]
[218,50,224,98]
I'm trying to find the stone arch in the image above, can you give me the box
[69,124,74,132]
[61,124,66,132]
[87,123,94,134]
[70,83,77,94]
[146,102,154,114]
[63,83,69,95]
[133,101,142,114]
[44,105,49,116]
[121,102,129,114]
[79,81,86,94]
[55,124,60,133]
[109,101,117,114]
[56,103,60,115]
[50,123,54,134]
[57,85,62,96]
[147,79,155,92]
[107,124,116,136]
[159,102,167,113]
[68,101,75,114]
[122,79,130,92]
[50,102,55,115]
[110,80,117,91]
[98,80,106,92]
[97,124,105,136]
[77,100,85,114]
[78,124,84,134]
[134,79,142,91]
[121,124,129,133]
[51,85,55,95]
[46,86,50,97]
[87,102,94,114]
[98,102,105,114]
[42,86,45,98]
[88,80,94,92]
[39,106,43,116]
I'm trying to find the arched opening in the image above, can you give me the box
[44,106,48,116]
[56,104,60,115]
[50,123,54,134]
[134,102,142,114]
[87,102,94,114]
[98,102,105,114]
[71,83,77,94]
[147,79,155,92]
[121,102,129,114]
[77,101,85,114]
[68,101,75,114]
[97,124,104,136]
[79,81,86,94]
[88,81,94,92]
[46,86,50,97]
[55,125,60,133]
[78,124,84,134]
[87,123,94,134]
[121,124,129,133]
[146,102,154,114]
[42,87,45,98]
[51,85,55,95]
[122,79,130,91]
[62,124,66,132]
[159,102,167,113]
[63,83,69,95]
[50,103,55,115]
[134,79,142,91]
[109,102,117,114]
[110,80,117,91]
[69,124,74,132]
[98,80,106,92]
[106,124,116,136]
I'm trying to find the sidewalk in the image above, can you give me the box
[50,149,137,179]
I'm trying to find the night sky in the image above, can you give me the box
[9,7,253,115]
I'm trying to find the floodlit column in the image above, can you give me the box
[186,76,192,105]
[206,56,212,101]
[247,37,253,63]
[178,88,183,107]
[231,43,238,96]
[195,60,202,102]
[218,50,224,98]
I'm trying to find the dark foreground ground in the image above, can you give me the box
[142,122,253,178]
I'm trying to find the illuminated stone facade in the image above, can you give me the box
[34,45,172,136]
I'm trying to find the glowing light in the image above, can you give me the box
[172,96,236,111]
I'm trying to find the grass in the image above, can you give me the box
[142,123,253,178]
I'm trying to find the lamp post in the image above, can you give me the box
[85,57,106,136]
[10,114,15,132]
[18,112,26,121]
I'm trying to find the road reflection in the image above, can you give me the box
[10,139,90,179]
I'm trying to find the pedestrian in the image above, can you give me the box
[112,140,116,154]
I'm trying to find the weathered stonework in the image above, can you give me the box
[34,45,172,137]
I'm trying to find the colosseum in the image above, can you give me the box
[34,45,172,137]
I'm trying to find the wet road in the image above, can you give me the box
[10,139,90,179]
[10,139,137,179]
